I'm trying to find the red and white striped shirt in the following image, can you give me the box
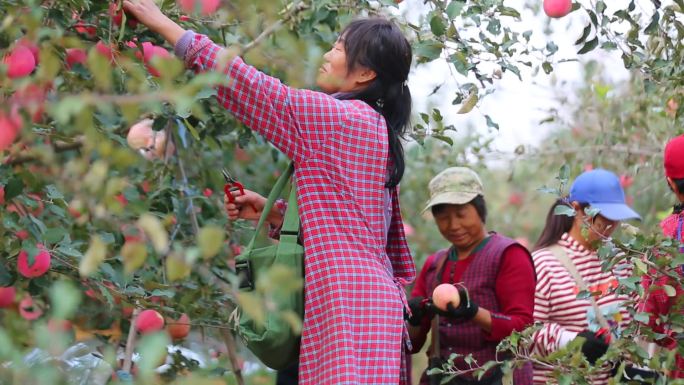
[531,233,633,385]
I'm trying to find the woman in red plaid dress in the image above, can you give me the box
[124,1,416,384]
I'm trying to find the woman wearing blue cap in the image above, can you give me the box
[530,169,641,385]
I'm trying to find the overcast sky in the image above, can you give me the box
[396,0,651,155]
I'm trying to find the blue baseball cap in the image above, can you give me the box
[568,169,641,221]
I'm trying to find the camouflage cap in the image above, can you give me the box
[423,167,484,213]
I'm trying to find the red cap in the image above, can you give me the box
[665,134,684,179]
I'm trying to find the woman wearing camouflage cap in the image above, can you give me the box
[407,167,536,385]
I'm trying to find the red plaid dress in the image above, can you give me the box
[180,33,416,384]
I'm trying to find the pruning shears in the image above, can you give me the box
[222,168,257,211]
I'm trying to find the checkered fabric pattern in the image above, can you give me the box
[180,32,416,385]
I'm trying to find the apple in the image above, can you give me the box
[203,188,213,197]
[543,0,572,18]
[19,296,43,320]
[619,174,634,189]
[47,318,73,333]
[167,313,191,341]
[17,244,51,278]
[0,109,22,151]
[141,42,171,77]
[432,283,460,311]
[7,193,45,217]
[508,192,524,206]
[109,2,139,27]
[3,45,36,78]
[178,0,220,16]
[73,12,97,38]
[126,118,176,159]
[95,41,116,63]
[136,309,165,334]
[66,48,88,69]
[0,287,16,308]
[11,83,47,123]
[18,39,40,65]
[15,230,29,240]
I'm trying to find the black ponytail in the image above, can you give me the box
[334,18,412,188]
[534,199,589,250]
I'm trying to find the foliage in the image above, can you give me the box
[1,0,683,384]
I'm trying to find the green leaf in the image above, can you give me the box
[136,332,170,378]
[414,40,444,62]
[634,259,647,274]
[457,92,478,114]
[4,178,24,201]
[80,235,107,277]
[166,254,191,281]
[43,228,68,244]
[121,241,148,275]
[484,115,499,130]
[44,185,64,200]
[575,24,592,45]
[542,62,553,74]
[546,41,559,55]
[446,1,465,19]
[663,284,677,297]
[430,14,447,37]
[198,225,225,260]
[137,213,169,254]
[499,6,520,18]
[432,134,453,146]
[554,205,576,217]
[644,12,660,34]
[577,37,599,54]
[49,280,81,320]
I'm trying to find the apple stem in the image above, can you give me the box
[122,307,141,373]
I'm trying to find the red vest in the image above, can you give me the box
[420,233,533,385]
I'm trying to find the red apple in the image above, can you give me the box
[17,39,40,65]
[203,188,213,197]
[95,41,116,63]
[73,12,97,38]
[508,192,524,206]
[47,318,73,333]
[109,2,139,27]
[619,174,634,189]
[3,45,36,78]
[19,296,43,320]
[167,313,191,341]
[66,48,88,69]
[17,244,51,278]
[178,0,220,16]
[543,0,572,18]
[11,83,47,123]
[136,42,170,77]
[15,230,29,240]
[432,283,461,311]
[0,109,22,151]
[135,309,165,334]
[0,287,16,308]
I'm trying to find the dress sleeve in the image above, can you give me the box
[175,31,346,164]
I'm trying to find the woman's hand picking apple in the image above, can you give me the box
[123,0,186,45]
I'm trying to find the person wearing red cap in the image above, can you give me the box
[641,134,684,379]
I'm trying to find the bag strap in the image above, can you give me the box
[548,244,611,330]
[429,250,450,359]
[245,163,295,251]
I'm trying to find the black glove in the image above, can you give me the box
[406,296,435,326]
[577,329,610,365]
[433,287,479,321]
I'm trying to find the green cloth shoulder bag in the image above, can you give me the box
[231,163,304,370]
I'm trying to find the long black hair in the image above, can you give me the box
[334,18,412,188]
[534,199,589,250]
